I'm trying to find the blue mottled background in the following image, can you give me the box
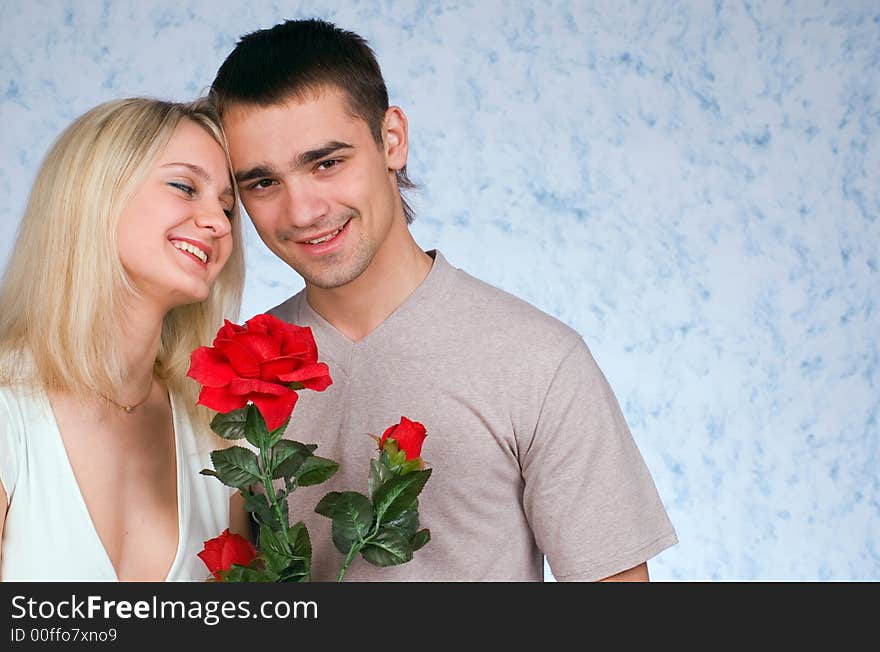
[1,1,877,580]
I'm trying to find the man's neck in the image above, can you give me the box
[305,231,433,342]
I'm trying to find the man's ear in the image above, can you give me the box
[383,106,408,172]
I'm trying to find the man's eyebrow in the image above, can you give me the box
[234,141,354,184]
[295,141,354,167]
[164,162,233,197]
[235,165,274,184]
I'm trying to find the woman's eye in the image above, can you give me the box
[169,181,195,195]
[223,208,233,219]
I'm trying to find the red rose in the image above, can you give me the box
[379,416,427,460]
[187,314,332,431]
[198,529,258,580]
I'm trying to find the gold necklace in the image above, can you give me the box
[99,380,153,413]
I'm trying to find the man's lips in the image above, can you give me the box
[296,218,351,245]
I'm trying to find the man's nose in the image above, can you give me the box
[283,178,330,228]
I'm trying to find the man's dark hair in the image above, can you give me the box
[211,18,416,223]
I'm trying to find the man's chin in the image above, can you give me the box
[287,238,374,290]
[296,258,371,290]
[302,268,364,290]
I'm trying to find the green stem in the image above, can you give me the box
[337,543,363,582]
[259,436,293,556]
[336,506,385,581]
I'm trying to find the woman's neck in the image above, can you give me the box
[113,301,166,404]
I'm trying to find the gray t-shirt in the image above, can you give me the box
[269,250,677,581]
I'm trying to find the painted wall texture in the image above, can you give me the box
[1,1,877,580]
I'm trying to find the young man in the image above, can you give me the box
[211,19,677,581]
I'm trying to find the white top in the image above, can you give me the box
[0,385,232,581]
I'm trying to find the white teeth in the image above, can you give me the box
[172,240,208,263]
[306,226,343,245]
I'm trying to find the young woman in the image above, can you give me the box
[0,98,249,581]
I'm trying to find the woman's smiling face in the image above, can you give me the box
[116,118,235,311]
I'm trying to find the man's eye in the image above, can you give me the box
[169,182,195,195]
[317,159,340,171]
[249,179,275,190]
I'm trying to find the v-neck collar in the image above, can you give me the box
[296,249,455,354]
[42,389,185,582]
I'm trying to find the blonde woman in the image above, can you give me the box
[0,98,250,581]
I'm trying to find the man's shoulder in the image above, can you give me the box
[443,262,583,354]
[265,290,305,323]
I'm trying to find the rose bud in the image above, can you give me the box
[198,529,258,580]
[379,416,427,461]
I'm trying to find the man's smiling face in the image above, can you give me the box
[223,86,406,290]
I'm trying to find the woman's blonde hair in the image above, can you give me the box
[0,97,245,425]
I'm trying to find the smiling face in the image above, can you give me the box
[116,119,235,311]
[221,86,408,290]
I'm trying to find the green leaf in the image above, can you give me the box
[361,528,413,567]
[379,439,399,466]
[199,468,221,480]
[288,522,312,559]
[384,508,419,539]
[314,491,343,518]
[267,422,288,448]
[373,468,432,524]
[259,548,289,579]
[411,528,431,551]
[242,489,275,528]
[259,523,311,580]
[258,523,287,557]
[270,440,309,479]
[295,455,339,486]
[368,459,394,500]
[210,446,262,488]
[331,522,355,555]
[245,404,270,450]
[399,458,423,475]
[326,492,374,553]
[277,561,310,583]
[220,563,270,583]
[210,407,248,441]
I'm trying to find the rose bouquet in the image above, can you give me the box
[187,314,431,582]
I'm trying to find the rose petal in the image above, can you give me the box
[188,347,238,388]
[380,416,427,460]
[215,338,261,378]
[229,378,289,396]
[220,534,258,570]
[197,386,249,413]
[280,326,318,360]
[198,529,256,580]
[259,356,300,382]
[214,320,246,344]
[276,362,333,391]
[244,313,276,334]
[235,331,281,361]
[251,391,299,431]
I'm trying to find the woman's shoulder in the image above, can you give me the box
[0,382,45,426]
[0,383,47,500]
